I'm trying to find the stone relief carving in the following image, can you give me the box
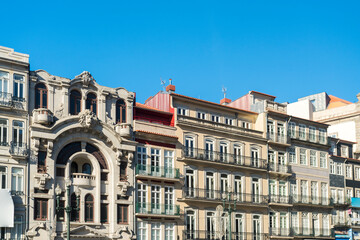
[117,181,130,197]
[115,226,135,240]
[55,103,64,118]
[79,109,99,128]
[75,71,95,86]
[26,222,46,238]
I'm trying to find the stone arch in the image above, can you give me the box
[56,141,108,169]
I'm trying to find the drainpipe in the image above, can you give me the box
[25,68,31,239]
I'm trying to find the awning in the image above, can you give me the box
[0,189,14,227]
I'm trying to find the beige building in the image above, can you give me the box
[0,46,30,240]
[145,85,270,240]
[26,69,137,239]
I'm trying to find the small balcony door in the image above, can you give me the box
[185,137,194,157]
[151,185,161,214]
[164,186,174,214]
[206,172,215,199]
[186,169,195,197]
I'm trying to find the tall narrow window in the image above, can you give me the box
[116,99,126,123]
[288,122,296,138]
[82,163,92,175]
[35,83,48,109]
[0,166,7,189]
[234,145,243,164]
[288,148,296,164]
[86,93,97,115]
[0,119,8,146]
[11,168,23,194]
[165,223,175,240]
[0,71,9,93]
[70,193,80,221]
[299,124,306,140]
[205,139,214,161]
[13,121,24,147]
[320,152,326,168]
[34,198,48,220]
[85,194,94,222]
[300,149,307,165]
[251,148,259,167]
[137,221,147,240]
[117,205,128,224]
[37,151,47,173]
[164,150,174,177]
[70,90,81,115]
[151,148,160,175]
[13,74,24,102]
[219,142,228,162]
[11,215,23,240]
[185,136,194,157]
[185,169,195,197]
[151,222,161,240]
[120,162,127,181]
[186,210,196,239]
[101,203,108,223]
[206,172,215,199]
[310,150,317,167]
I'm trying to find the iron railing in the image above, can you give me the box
[268,162,291,173]
[183,230,268,240]
[266,132,287,144]
[9,142,28,157]
[135,202,180,215]
[0,92,12,106]
[292,228,333,237]
[292,195,332,206]
[268,194,291,204]
[182,187,268,204]
[135,164,180,179]
[269,228,291,236]
[182,148,267,170]
[288,130,327,145]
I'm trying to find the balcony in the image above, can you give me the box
[292,228,333,238]
[32,108,54,125]
[135,203,180,217]
[9,142,28,158]
[292,195,332,207]
[71,173,95,187]
[181,148,267,171]
[331,197,351,206]
[135,164,180,180]
[115,123,133,138]
[269,228,291,237]
[177,115,263,139]
[268,195,292,205]
[0,92,12,107]
[288,130,328,145]
[267,133,289,145]
[182,187,268,206]
[268,163,291,175]
[183,230,268,240]
[333,217,351,227]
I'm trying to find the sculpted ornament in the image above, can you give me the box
[115,226,135,240]
[75,71,95,86]
[79,110,99,128]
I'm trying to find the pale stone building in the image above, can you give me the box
[26,69,137,239]
[0,46,30,240]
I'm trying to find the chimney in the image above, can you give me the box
[220,98,232,105]
[357,92,360,102]
[166,78,176,93]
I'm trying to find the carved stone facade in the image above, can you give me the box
[27,69,136,239]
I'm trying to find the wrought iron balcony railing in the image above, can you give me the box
[0,92,13,106]
[292,195,332,206]
[135,164,180,179]
[182,148,267,170]
[9,142,28,157]
[135,202,180,216]
[266,133,288,144]
[182,187,268,205]
[292,228,333,237]
[330,197,351,206]
[288,130,327,145]
[269,228,291,236]
[183,230,268,240]
[268,162,291,173]
[268,194,291,204]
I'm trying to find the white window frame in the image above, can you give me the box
[11,167,23,193]
[197,111,206,120]
[12,120,24,146]
[336,163,343,175]
[310,150,317,167]
[177,107,188,116]
[299,124,306,140]
[0,166,7,189]
[288,148,296,164]
[300,149,307,165]
[346,165,352,179]
[0,70,9,93]
[320,152,326,168]
[13,74,24,100]
[225,117,234,125]
[0,119,8,145]
[137,221,147,240]
[211,114,220,123]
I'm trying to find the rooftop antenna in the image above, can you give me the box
[222,86,227,99]
[160,78,166,92]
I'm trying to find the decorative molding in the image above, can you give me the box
[74,71,95,86]
[79,110,99,128]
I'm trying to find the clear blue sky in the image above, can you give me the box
[2,0,360,104]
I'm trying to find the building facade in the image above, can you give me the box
[0,46,30,240]
[26,69,137,239]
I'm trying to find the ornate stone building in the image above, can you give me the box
[26,69,137,239]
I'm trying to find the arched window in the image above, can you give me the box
[70,90,81,115]
[116,99,126,123]
[85,194,94,222]
[86,93,97,115]
[71,162,78,174]
[82,163,92,175]
[70,193,80,221]
[35,83,48,109]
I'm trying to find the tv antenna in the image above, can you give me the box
[160,78,166,92]
[222,86,227,99]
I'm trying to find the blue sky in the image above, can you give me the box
[2,0,360,104]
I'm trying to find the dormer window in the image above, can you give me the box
[35,83,48,109]
[70,90,81,115]
[86,93,97,115]
[116,99,126,124]
[211,114,220,123]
